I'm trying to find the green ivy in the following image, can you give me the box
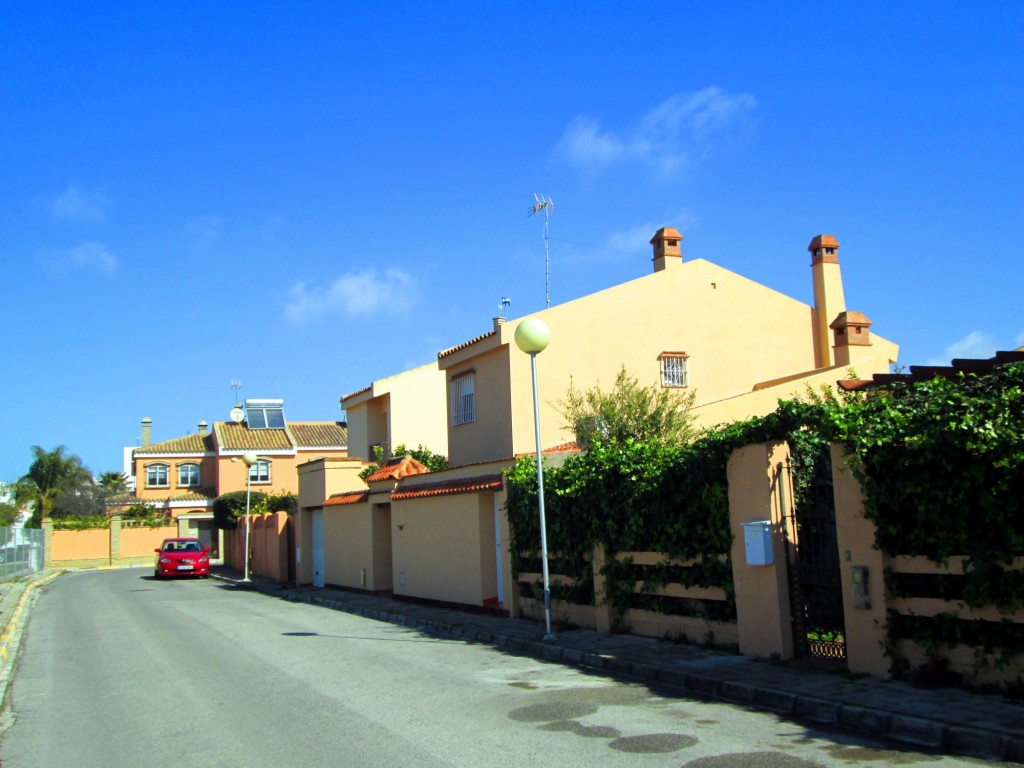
[507,361,1024,671]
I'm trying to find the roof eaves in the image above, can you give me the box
[438,329,498,360]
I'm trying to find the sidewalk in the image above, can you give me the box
[0,569,61,692]
[211,566,1024,763]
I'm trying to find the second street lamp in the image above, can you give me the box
[513,317,556,641]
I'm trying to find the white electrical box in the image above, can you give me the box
[742,520,773,566]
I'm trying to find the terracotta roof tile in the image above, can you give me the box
[341,384,372,402]
[166,490,216,503]
[287,422,348,448]
[324,490,369,506]
[438,329,497,359]
[134,433,214,455]
[365,455,430,483]
[513,440,581,458]
[214,421,294,451]
[391,474,504,501]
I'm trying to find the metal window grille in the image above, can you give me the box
[449,375,475,426]
[660,355,688,387]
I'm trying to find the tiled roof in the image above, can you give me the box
[513,440,581,458]
[166,490,216,503]
[324,490,370,506]
[838,350,1024,392]
[391,474,504,501]
[341,385,372,402]
[214,421,294,451]
[438,329,497,359]
[365,455,430,483]
[288,422,348,448]
[134,433,215,455]
[543,441,581,455]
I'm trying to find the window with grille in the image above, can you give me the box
[146,463,169,487]
[178,463,201,487]
[659,353,689,388]
[248,460,271,484]
[448,373,476,426]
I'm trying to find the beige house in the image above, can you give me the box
[438,230,897,467]
[341,362,448,463]
[302,229,898,616]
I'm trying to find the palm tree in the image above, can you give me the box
[98,471,129,494]
[16,445,93,527]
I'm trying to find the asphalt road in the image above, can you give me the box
[0,570,1005,767]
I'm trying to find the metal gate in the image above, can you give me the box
[781,453,846,662]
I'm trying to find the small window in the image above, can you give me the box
[449,373,475,426]
[659,354,689,388]
[178,463,201,487]
[249,460,271,484]
[146,463,169,488]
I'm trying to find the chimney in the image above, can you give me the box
[141,417,152,447]
[809,234,846,368]
[198,420,208,436]
[830,311,873,366]
[651,227,683,272]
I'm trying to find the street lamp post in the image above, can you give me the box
[241,450,257,582]
[514,317,556,641]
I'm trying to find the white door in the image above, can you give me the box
[311,509,325,588]
[494,499,504,606]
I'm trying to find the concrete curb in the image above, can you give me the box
[230,578,1021,763]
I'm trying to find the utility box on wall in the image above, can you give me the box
[741,520,773,566]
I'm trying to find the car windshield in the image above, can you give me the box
[164,541,202,552]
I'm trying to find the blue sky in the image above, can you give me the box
[2,2,1022,481]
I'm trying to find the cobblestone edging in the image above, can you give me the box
[278,587,1022,763]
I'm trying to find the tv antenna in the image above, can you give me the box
[528,194,553,308]
[499,297,511,321]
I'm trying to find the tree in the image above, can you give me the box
[16,445,94,527]
[358,444,448,481]
[98,471,130,494]
[0,501,20,527]
[558,365,698,449]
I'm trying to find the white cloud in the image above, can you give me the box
[49,184,109,223]
[556,87,757,174]
[284,268,415,326]
[926,331,997,365]
[603,211,700,257]
[604,222,662,255]
[48,241,119,274]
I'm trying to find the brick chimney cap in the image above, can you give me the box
[808,234,840,251]
[650,227,683,244]
[830,311,872,329]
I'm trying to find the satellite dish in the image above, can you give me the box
[229,406,245,424]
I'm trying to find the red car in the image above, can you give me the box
[154,538,211,578]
